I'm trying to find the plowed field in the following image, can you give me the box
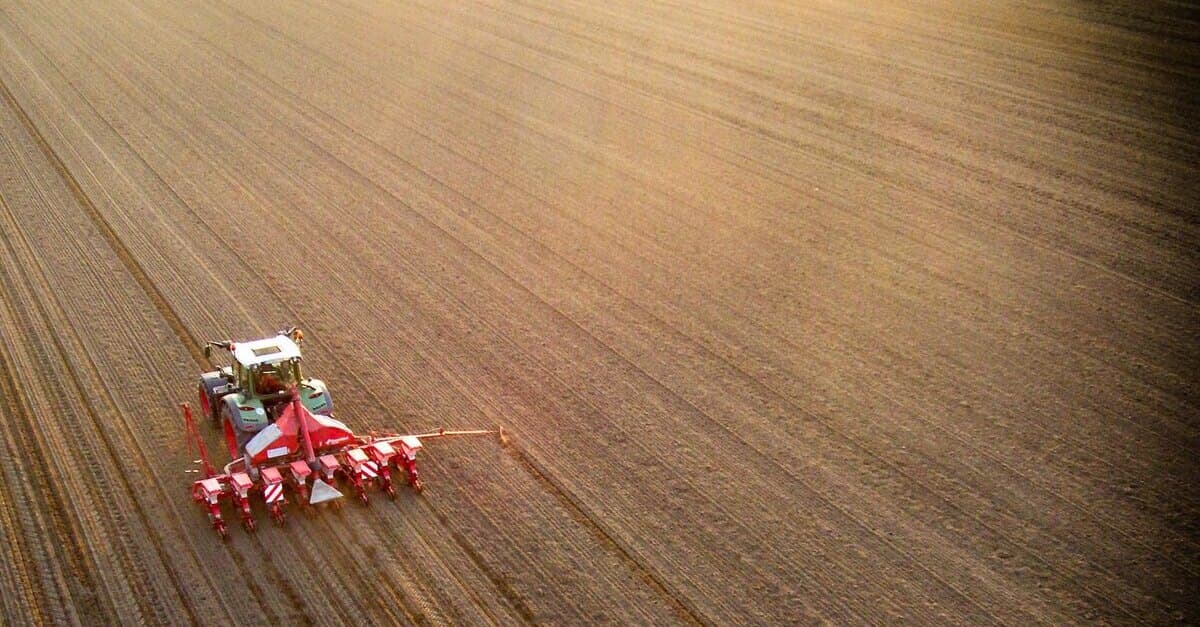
[0,0,1197,624]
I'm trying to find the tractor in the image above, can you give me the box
[183,327,499,538]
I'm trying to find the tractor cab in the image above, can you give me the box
[231,336,303,401]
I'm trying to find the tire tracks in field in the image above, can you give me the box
[0,239,88,626]
[0,326,78,625]
[0,100,177,625]
[0,238,149,624]
[0,369,40,623]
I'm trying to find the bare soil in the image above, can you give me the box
[0,0,1196,624]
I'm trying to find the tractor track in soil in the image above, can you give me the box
[0,99,180,625]
[0,0,1197,625]
[0,273,89,626]
[0,225,161,624]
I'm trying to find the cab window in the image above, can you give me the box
[255,360,296,394]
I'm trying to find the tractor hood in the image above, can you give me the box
[243,401,356,465]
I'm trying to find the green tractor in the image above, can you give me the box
[197,328,334,452]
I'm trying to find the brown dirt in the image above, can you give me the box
[0,0,1196,624]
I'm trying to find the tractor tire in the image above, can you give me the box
[198,371,231,427]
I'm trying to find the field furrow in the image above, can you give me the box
[0,0,1195,625]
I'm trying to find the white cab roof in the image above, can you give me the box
[232,335,302,367]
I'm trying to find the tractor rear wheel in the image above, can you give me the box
[198,372,229,428]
